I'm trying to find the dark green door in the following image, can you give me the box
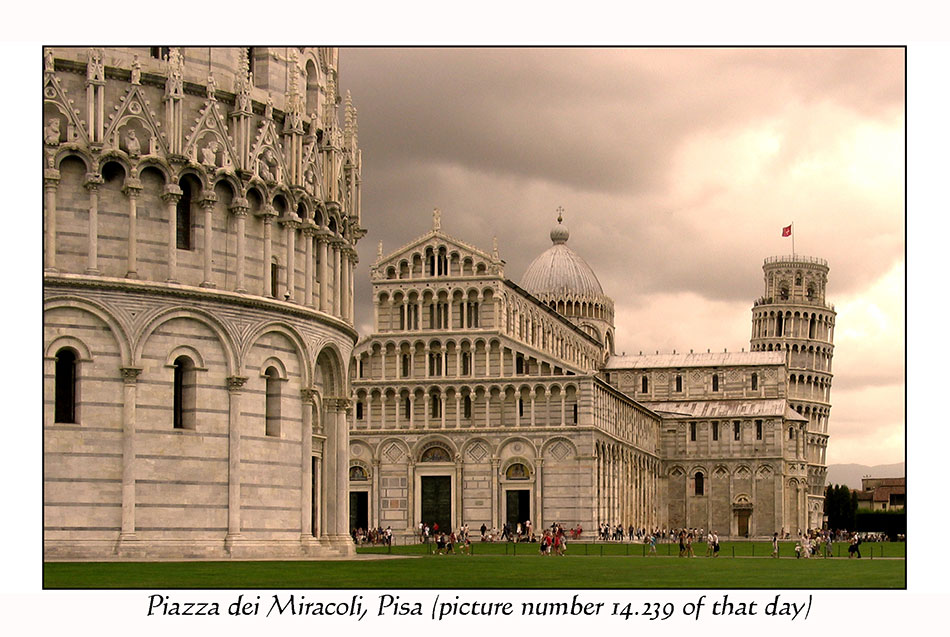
[349,491,368,532]
[421,476,452,532]
[506,490,530,529]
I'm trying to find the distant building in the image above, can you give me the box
[856,477,905,511]
[348,212,836,537]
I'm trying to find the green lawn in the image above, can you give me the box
[44,544,904,589]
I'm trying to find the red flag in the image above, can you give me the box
[782,225,792,237]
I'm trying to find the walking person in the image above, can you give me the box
[772,532,779,558]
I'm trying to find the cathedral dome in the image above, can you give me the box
[520,215,605,300]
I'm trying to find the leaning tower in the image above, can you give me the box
[750,255,835,530]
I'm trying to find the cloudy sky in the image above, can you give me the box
[338,47,905,467]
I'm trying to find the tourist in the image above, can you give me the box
[772,532,779,558]
[712,532,720,557]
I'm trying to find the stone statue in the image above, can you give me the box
[130,55,141,85]
[259,148,277,181]
[201,140,219,166]
[149,134,159,155]
[45,118,61,146]
[207,72,217,100]
[125,129,141,157]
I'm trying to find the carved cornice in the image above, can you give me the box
[43,274,360,342]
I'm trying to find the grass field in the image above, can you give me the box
[44,542,904,589]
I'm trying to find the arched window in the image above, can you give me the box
[173,355,196,429]
[694,472,704,496]
[712,374,719,392]
[712,421,719,441]
[641,375,649,393]
[264,366,281,436]
[572,403,578,424]
[270,260,280,298]
[349,465,368,481]
[461,351,471,376]
[54,348,78,423]
[431,394,441,418]
[404,396,411,419]
[733,420,740,441]
[755,419,763,440]
[518,398,524,418]
[355,400,364,420]
[463,395,472,418]
[401,354,410,378]
[751,373,758,391]
[506,463,529,480]
[789,426,795,440]
[675,375,682,392]
[689,422,696,441]
[516,354,525,375]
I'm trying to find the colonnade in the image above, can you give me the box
[595,441,658,530]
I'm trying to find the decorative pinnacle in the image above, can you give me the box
[433,207,441,231]
[556,205,564,224]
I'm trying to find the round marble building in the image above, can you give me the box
[43,47,364,559]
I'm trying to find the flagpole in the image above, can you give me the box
[792,222,795,258]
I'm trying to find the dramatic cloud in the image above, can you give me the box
[340,47,904,466]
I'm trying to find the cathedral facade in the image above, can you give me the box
[43,47,364,559]
[349,214,834,538]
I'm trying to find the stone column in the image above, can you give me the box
[323,399,339,539]
[119,367,142,540]
[123,179,142,278]
[334,399,352,540]
[340,249,350,321]
[302,222,315,306]
[300,389,316,544]
[535,457,544,531]
[44,169,60,271]
[282,216,298,301]
[332,240,342,316]
[318,233,330,312]
[199,191,217,287]
[225,376,248,552]
[84,174,103,274]
[372,459,381,529]
[162,185,182,283]
[406,460,415,528]
[261,207,276,297]
[230,198,249,293]
[490,457,500,530]
[454,454,463,530]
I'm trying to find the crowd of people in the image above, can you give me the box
[350,526,393,545]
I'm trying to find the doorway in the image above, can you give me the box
[506,490,530,531]
[349,491,368,532]
[737,509,751,537]
[421,475,452,532]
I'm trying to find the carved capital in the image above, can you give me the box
[199,190,217,208]
[119,367,142,384]
[122,179,143,197]
[161,184,183,203]
[229,197,249,216]
[226,376,249,392]
[300,388,318,403]
[83,173,104,190]
[44,169,61,187]
[259,205,278,222]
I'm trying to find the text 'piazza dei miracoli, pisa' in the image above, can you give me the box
[43,47,835,560]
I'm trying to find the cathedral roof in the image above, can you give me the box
[643,399,808,421]
[604,351,785,369]
[519,214,606,302]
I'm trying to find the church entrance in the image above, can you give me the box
[421,476,452,532]
[349,491,368,532]
[506,490,530,531]
[736,509,751,537]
